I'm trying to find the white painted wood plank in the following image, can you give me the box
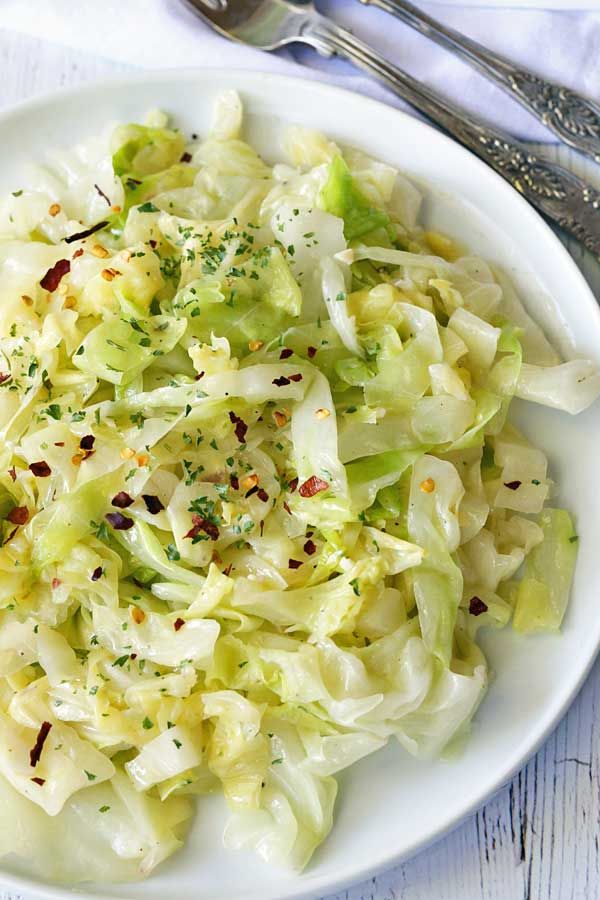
[0,27,598,900]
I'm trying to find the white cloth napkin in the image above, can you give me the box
[1,0,600,141]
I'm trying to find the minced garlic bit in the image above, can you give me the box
[64,296,77,309]
[101,267,120,282]
[273,410,288,428]
[241,473,259,491]
[48,202,61,217]
[131,606,146,625]
[419,477,436,494]
[120,447,136,460]
[21,294,33,306]
[248,340,263,352]
[121,249,132,263]
[91,243,109,259]
[57,282,69,296]
[315,407,330,420]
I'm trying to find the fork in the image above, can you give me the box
[361,0,600,164]
[183,0,600,259]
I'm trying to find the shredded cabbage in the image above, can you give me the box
[0,91,597,885]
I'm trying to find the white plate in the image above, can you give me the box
[0,69,599,900]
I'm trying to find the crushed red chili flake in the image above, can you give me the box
[469,596,488,616]
[173,617,185,631]
[288,373,303,382]
[288,477,298,493]
[29,461,52,477]
[29,721,52,768]
[142,494,164,515]
[0,373,11,384]
[307,346,317,358]
[303,539,317,555]
[8,466,16,482]
[272,376,290,387]
[283,501,292,515]
[259,519,265,536]
[91,566,103,582]
[298,476,329,498]
[245,484,259,499]
[230,475,240,490]
[149,239,157,249]
[504,480,522,491]
[180,151,193,163]
[31,776,46,786]
[111,491,134,508]
[40,259,70,291]
[185,515,219,541]
[52,578,61,589]
[105,511,134,530]
[79,434,96,451]
[3,526,18,546]
[228,411,247,443]
[279,348,293,360]
[64,220,109,244]
[72,248,84,259]
[223,563,233,576]
[288,558,303,569]
[54,441,65,447]
[130,653,138,660]
[195,370,205,381]
[7,506,28,525]
[256,488,269,502]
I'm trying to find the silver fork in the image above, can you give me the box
[183,0,600,258]
[361,0,600,164]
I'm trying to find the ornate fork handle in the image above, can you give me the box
[303,17,600,258]
[359,0,600,163]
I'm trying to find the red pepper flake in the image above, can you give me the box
[111,492,134,508]
[279,348,293,360]
[54,441,65,447]
[288,373,303,382]
[7,506,28,525]
[307,346,317,359]
[149,239,157,249]
[29,721,52,768]
[51,577,61,589]
[228,411,247,443]
[0,373,11,384]
[130,652,138,660]
[91,566,103,582]
[180,151,193,163]
[272,376,290,387]
[142,494,164,515]
[72,248,84,259]
[195,370,205,381]
[283,501,292,515]
[256,488,269,502]
[504,480,522,491]
[245,484,259,499]
[303,539,317,555]
[288,558,303,569]
[230,475,239,490]
[173,617,185,631]
[79,434,95,451]
[29,461,52,477]
[298,476,329,498]
[64,220,109,244]
[288,477,298,493]
[223,563,233,576]
[105,511,134,530]
[3,526,18,546]
[31,776,46,786]
[259,519,265,536]
[184,515,219,541]
[40,259,70,291]
[469,596,488,616]
[8,467,16,482]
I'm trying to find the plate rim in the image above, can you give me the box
[0,66,599,900]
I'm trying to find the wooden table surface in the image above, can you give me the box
[0,26,598,900]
